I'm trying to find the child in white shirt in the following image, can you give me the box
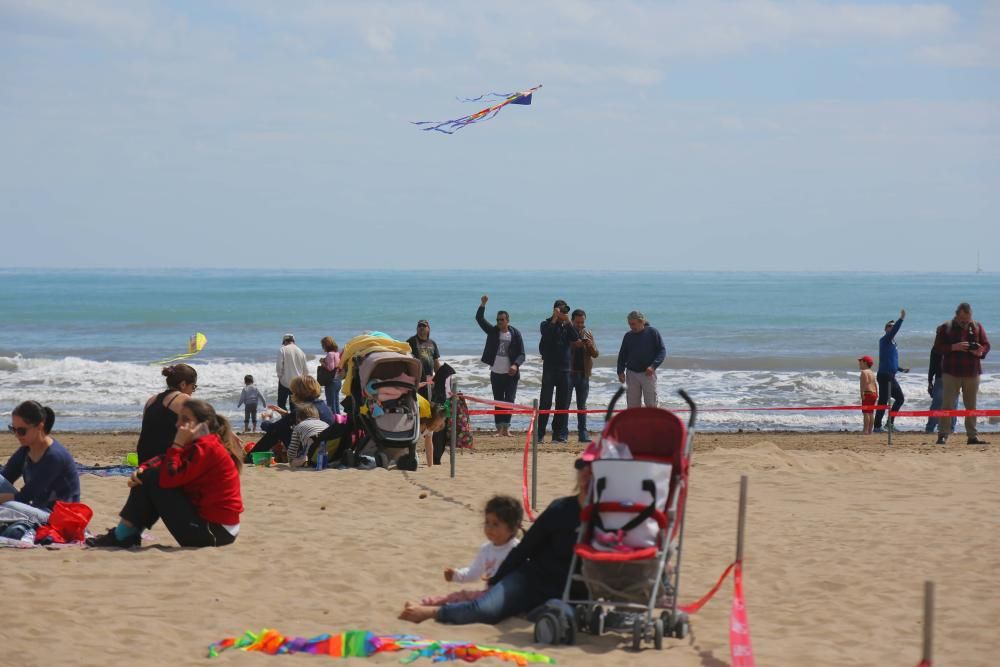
[417,495,523,607]
[287,403,328,467]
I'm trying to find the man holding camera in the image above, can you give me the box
[537,299,579,443]
[933,302,991,445]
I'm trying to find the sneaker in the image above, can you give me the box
[86,528,141,549]
[935,435,948,445]
[967,437,989,445]
[578,431,592,443]
[551,438,568,444]
[873,427,884,433]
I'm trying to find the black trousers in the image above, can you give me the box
[120,467,236,547]
[277,383,291,410]
[874,372,904,429]
[538,366,571,440]
[489,372,519,427]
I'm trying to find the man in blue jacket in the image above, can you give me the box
[616,311,667,408]
[874,309,910,433]
[476,295,526,437]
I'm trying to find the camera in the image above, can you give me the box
[969,341,980,351]
[559,305,570,314]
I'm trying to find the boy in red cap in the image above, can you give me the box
[858,355,877,434]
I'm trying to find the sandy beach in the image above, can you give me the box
[3,430,998,666]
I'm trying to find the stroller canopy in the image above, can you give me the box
[358,352,422,391]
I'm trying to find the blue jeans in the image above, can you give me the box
[925,376,956,433]
[0,477,52,524]
[436,568,545,625]
[569,372,590,437]
[538,366,570,441]
[325,379,342,415]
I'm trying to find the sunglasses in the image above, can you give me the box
[8,424,30,437]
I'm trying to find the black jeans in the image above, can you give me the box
[874,372,904,429]
[277,383,291,410]
[489,372,519,427]
[538,366,571,441]
[569,372,590,435]
[120,468,236,548]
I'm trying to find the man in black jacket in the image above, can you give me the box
[476,295,526,437]
[538,299,579,443]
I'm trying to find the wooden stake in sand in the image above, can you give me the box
[531,398,539,511]
[736,475,748,561]
[922,580,935,666]
[450,381,459,479]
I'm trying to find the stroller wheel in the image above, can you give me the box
[342,450,356,468]
[563,609,577,646]
[533,611,561,646]
[671,612,689,639]
[653,618,664,650]
[631,619,644,652]
[589,605,605,636]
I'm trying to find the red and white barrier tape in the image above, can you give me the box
[730,561,755,666]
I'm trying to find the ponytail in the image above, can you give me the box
[12,401,55,433]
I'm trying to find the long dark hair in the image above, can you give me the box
[12,401,55,434]
[183,399,243,472]
[163,364,197,390]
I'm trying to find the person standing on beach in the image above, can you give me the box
[476,295,525,437]
[924,344,955,435]
[934,302,991,445]
[408,320,440,400]
[276,333,308,410]
[569,309,599,443]
[858,355,877,435]
[616,311,666,409]
[320,336,342,415]
[236,374,267,433]
[873,310,910,433]
[538,300,579,443]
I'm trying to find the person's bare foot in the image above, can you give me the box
[398,602,438,623]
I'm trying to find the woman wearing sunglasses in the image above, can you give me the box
[1,401,80,524]
[137,364,198,463]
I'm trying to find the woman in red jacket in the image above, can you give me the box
[88,400,244,548]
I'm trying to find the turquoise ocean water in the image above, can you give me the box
[1,269,996,432]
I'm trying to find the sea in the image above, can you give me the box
[1,269,997,433]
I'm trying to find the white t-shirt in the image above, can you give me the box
[452,536,521,583]
[491,331,512,374]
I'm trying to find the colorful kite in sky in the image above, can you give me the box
[151,332,207,366]
[413,84,542,134]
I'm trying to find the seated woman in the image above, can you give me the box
[137,364,198,463]
[399,459,590,625]
[87,399,243,549]
[1,401,80,525]
[249,376,334,461]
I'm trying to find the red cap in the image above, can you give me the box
[858,355,874,366]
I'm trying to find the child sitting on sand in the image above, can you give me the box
[858,355,877,435]
[287,403,329,467]
[416,495,523,607]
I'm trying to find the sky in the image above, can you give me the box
[1,0,998,271]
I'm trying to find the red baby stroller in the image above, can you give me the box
[533,388,696,650]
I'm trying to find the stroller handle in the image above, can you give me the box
[678,389,697,428]
[605,385,626,422]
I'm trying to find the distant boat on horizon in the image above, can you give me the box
[977,251,984,274]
